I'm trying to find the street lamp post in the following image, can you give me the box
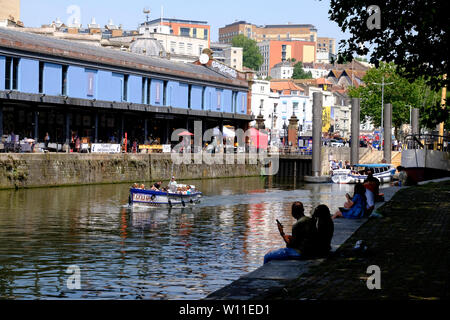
[371,76,394,151]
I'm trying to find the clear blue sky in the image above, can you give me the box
[21,0,349,44]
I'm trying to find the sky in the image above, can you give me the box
[20,0,349,45]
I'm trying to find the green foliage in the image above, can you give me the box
[292,61,313,79]
[231,35,263,71]
[328,1,449,91]
[348,62,446,130]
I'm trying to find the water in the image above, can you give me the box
[0,177,355,300]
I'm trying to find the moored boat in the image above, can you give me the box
[129,184,202,207]
[331,164,396,184]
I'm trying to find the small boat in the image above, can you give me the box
[129,184,202,208]
[331,164,396,184]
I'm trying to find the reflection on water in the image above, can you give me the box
[0,177,355,299]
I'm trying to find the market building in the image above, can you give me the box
[0,27,252,150]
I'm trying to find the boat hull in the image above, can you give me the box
[331,165,396,184]
[129,188,202,207]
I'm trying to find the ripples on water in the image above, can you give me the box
[0,177,355,299]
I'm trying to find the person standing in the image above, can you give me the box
[44,132,50,149]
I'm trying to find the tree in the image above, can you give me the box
[348,62,443,132]
[292,61,313,79]
[328,1,449,91]
[231,35,263,71]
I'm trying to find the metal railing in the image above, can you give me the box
[404,134,449,152]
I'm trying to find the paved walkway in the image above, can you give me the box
[206,179,450,300]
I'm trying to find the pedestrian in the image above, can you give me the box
[44,132,50,149]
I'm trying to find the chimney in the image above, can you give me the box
[88,17,101,34]
[68,17,81,34]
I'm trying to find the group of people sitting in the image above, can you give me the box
[332,168,381,219]
[264,202,334,264]
[132,176,194,195]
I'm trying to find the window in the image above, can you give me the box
[147,78,151,104]
[201,86,206,110]
[141,78,146,104]
[179,42,185,54]
[39,62,44,93]
[180,27,190,37]
[123,75,129,101]
[188,84,192,109]
[170,41,176,53]
[155,82,161,103]
[216,90,222,110]
[5,57,12,90]
[204,29,208,40]
[62,65,68,96]
[4,57,19,90]
[163,80,168,105]
[193,28,197,38]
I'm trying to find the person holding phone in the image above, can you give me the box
[264,201,316,264]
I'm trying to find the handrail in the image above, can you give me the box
[404,134,449,152]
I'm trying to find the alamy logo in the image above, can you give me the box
[366,265,381,290]
[66,265,81,290]
[366,5,381,30]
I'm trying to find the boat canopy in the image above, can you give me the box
[353,164,392,168]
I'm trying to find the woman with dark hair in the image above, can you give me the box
[312,205,334,256]
[332,183,367,219]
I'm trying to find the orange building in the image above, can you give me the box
[258,40,316,77]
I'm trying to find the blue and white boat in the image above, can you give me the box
[331,164,396,184]
[129,184,202,207]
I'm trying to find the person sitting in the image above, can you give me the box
[311,204,334,257]
[363,181,376,216]
[168,176,177,193]
[263,202,316,264]
[139,184,145,190]
[332,183,367,219]
[392,166,411,187]
[364,169,380,197]
[132,183,139,189]
[151,181,162,191]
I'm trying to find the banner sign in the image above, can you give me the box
[91,144,121,153]
[162,144,172,153]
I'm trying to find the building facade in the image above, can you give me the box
[0,0,20,23]
[0,28,251,147]
[219,21,317,44]
[141,18,210,47]
[270,61,294,79]
[257,40,316,77]
[210,43,243,71]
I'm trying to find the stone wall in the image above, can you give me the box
[0,153,263,190]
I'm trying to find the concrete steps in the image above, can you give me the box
[391,151,402,167]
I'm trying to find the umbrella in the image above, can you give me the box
[178,131,194,136]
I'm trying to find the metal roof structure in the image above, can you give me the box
[0,27,248,89]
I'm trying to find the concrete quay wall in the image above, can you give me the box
[0,153,263,189]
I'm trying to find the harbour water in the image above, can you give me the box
[0,177,355,299]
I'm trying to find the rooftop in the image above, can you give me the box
[0,28,247,88]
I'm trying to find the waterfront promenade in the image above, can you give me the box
[207,179,450,300]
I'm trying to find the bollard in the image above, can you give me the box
[384,103,392,163]
[350,98,360,165]
[312,92,323,177]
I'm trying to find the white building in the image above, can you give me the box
[270,61,294,79]
[210,42,243,71]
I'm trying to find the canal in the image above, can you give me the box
[0,177,355,299]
